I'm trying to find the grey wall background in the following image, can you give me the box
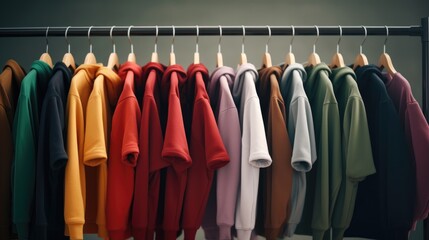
[0,0,428,239]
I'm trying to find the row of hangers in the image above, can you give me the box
[37,25,397,76]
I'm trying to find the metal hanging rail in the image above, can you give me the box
[0,25,423,37]
[0,22,427,121]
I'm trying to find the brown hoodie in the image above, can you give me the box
[255,66,293,240]
[0,60,26,239]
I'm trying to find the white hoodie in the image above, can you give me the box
[232,63,272,240]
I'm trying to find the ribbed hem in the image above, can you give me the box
[285,223,298,237]
[109,229,132,240]
[332,228,346,240]
[203,227,219,240]
[312,229,327,240]
[68,223,84,240]
[184,228,198,240]
[219,225,232,240]
[163,230,178,240]
[237,229,252,240]
[16,223,29,240]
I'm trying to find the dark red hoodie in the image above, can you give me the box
[181,64,230,240]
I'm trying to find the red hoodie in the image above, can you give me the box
[160,65,192,240]
[182,64,230,240]
[132,62,166,240]
[106,62,143,240]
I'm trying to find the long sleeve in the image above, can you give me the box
[405,102,429,222]
[34,95,68,239]
[12,91,37,240]
[64,96,85,240]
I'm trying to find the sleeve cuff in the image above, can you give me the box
[236,229,252,240]
[67,223,84,240]
[249,151,272,168]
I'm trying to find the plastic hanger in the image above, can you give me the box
[284,25,296,69]
[127,26,136,63]
[84,26,97,64]
[194,25,200,64]
[39,27,53,68]
[306,25,321,67]
[216,25,223,67]
[378,25,397,75]
[329,25,345,69]
[239,25,247,65]
[107,26,120,70]
[62,26,76,69]
[151,26,159,63]
[170,25,176,65]
[262,25,272,68]
[353,26,369,70]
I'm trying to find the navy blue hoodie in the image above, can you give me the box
[345,65,415,240]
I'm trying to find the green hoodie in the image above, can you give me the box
[12,60,52,239]
[330,67,375,240]
[295,63,341,240]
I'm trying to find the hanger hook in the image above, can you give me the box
[171,25,175,53]
[88,26,93,53]
[289,25,295,53]
[154,25,158,53]
[196,25,199,53]
[128,25,134,54]
[313,25,319,53]
[337,25,342,53]
[360,25,367,54]
[65,26,71,53]
[383,25,389,54]
[218,25,222,53]
[45,27,49,53]
[110,26,116,53]
[242,25,246,54]
[266,25,271,53]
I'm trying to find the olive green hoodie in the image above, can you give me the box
[295,63,341,240]
[330,67,375,240]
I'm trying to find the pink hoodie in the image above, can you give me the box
[202,66,241,240]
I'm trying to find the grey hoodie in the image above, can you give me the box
[279,63,317,237]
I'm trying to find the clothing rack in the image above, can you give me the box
[0,17,429,240]
[0,20,427,120]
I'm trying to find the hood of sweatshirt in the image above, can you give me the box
[304,63,332,100]
[208,66,235,107]
[280,63,307,103]
[331,66,356,93]
[232,63,258,105]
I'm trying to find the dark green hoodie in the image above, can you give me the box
[295,63,342,240]
[12,60,52,239]
[330,67,375,240]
